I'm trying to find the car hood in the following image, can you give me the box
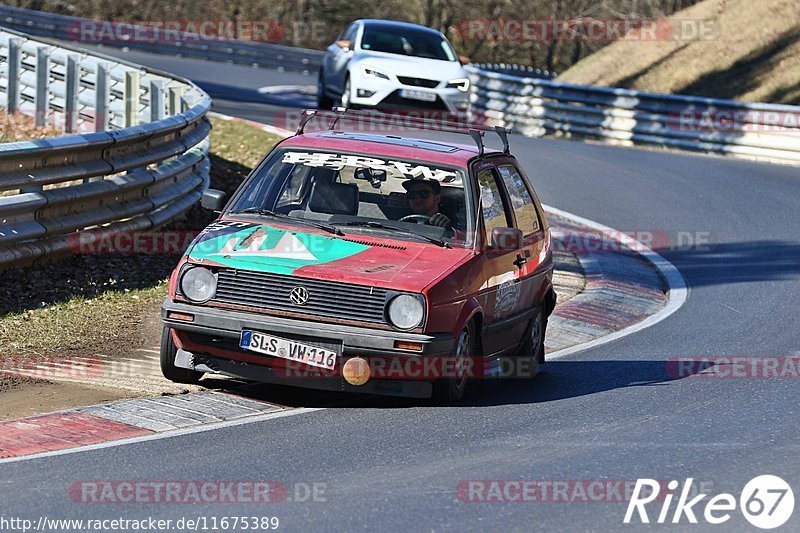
[352,51,467,82]
[185,220,473,293]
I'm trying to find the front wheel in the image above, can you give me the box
[160,326,204,384]
[317,70,334,110]
[433,322,475,403]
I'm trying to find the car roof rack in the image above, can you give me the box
[295,107,512,156]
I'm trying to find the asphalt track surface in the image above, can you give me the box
[3,46,800,531]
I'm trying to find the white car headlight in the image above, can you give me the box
[387,294,424,330]
[447,78,470,92]
[361,65,391,80]
[180,267,217,303]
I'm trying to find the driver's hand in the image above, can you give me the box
[428,213,451,228]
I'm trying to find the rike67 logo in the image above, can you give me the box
[624,476,794,529]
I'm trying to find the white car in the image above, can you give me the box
[318,19,470,115]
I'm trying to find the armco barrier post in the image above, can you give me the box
[64,54,80,133]
[168,86,184,116]
[7,38,21,113]
[94,61,109,132]
[35,46,50,127]
[124,71,140,127]
[150,80,165,123]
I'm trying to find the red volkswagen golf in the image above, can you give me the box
[161,110,556,401]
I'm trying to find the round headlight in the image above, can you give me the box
[387,294,424,330]
[180,267,217,303]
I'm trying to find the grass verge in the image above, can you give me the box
[0,116,281,374]
[558,0,800,105]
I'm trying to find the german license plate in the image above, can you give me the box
[239,330,338,370]
[400,89,437,102]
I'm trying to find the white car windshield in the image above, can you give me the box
[360,25,457,62]
[228,149,473,247]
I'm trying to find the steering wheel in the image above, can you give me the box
[399,214,430,224]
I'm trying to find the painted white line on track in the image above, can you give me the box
[543,204,688,360]
[257,84,316,95]
[0,203,687,465]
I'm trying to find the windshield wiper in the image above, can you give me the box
[340,221,450,248]
[228,208,344,236]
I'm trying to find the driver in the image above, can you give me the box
[401,179,451,228]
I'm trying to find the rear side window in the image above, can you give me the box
[477,168,512,243]
[497,165,541,235]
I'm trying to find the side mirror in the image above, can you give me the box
[491,227,522,250]
[201,189,227,212]
[336,40,352,51]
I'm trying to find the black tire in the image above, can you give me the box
[514,306,546,379]
[433,321,475,403]
[317,70,334,110]
[160,326,204,384]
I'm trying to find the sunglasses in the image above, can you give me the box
[406,190,432,199]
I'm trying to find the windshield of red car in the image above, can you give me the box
[228,149,474,247]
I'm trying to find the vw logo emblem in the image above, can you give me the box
[289,286,310,305]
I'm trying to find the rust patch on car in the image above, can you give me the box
[363,265,395,273]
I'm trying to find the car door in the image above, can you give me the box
[325,22,359,95]
[473,162,527,357]
[494,159,551,346]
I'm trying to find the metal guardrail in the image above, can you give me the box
[0,5,323,74]
[3,5,796,166]
[467,65,800,165]
[0,27,211,270]
[470,63,556,80]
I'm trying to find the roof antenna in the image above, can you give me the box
[328,106,347,131]
[468,130,485,157]
[494,126,510,154]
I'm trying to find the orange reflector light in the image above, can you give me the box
[342,357,371,386]
[394,341,423,352]
[167,311,195,322]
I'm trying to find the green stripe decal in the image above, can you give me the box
[188,225,370,275]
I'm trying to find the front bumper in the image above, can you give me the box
[349,73,470,114]
[162,299,456,397]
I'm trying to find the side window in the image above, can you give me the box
[477,168,512,244]
[343,24,358,44]
[497,165,541,235]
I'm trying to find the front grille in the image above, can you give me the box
[379,90,449,111]
[397,76,440,88]
[212,269,388,324]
